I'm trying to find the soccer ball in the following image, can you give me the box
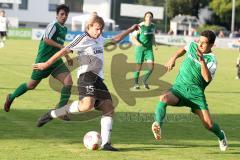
[83,131,102,150]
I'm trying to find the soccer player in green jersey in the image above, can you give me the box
[131,11,156,89]
[4,4,73,113]
[151,30,228,151]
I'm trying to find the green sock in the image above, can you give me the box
[10,83,28,101]
[143,69,153,84]
[210,123,225,140]
[57,85,72,108]
[133,71,140,84]
[155,101,167,126]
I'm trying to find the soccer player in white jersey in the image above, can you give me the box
[0,10,8,48]
[151,30,228,151]
[33,15,139,151]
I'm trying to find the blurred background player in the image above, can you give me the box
[4,4,73,114]
[151,30,228,151]
[0,10,8,48]
[33,15,139,151]
[131,11,156,89]
[236,53,240,79]
[235,38,240,79]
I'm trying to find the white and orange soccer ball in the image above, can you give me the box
[83,131,102,150]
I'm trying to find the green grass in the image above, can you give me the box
[0,39,240,160]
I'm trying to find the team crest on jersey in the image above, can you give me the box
[93,47,103,54]
[144,31,154,35]
[188,53,201,65]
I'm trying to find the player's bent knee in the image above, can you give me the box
[64,76,73,86]
[27,84,37,90]
[78,102,94,112]
[102,107,114,117]
[100,101,115,116]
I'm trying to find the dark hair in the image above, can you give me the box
[144,11,153,20]
[201,30,216,44]
[56,4,70,14]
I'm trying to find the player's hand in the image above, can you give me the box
[197,48,204,61]
[165,58,176,72]
[136,43,142,47]
[66,58,73,66]
[32,63,48,70]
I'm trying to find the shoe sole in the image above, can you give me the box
[4,94,12,112]
[152,122,161,140]
[36,111,53,127]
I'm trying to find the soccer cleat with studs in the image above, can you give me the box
[152,121,161,140]
[143,83,150,89]
[36,110,53,127]
[134,84,140,90]
[102,143,118,151]
[4,94,13,112]
[218,130,228,151]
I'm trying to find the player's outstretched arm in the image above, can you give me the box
[165,47,186,71]
[44,38,64,49]
[33,48,71,70]
[111,24,139,43]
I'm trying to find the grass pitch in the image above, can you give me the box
[0,39,239,160]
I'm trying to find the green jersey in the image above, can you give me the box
[136,22,155,48]
[35,21,67,65]
[174,42,217,90]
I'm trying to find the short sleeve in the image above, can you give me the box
[65,34,86,51]
[43,23,56,39]
[184,43,191,52]
[207,61,217,78]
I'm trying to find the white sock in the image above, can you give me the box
[68,101,80,114]
[50,101,80,118]
[50,110,57,118]
[101,116,113,147]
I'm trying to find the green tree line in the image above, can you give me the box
[112,0,240,32]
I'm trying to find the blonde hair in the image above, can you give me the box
[86,15,105,30]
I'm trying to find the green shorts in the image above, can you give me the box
[135,46,154,64]
[170,84,208,112]
[31,60,70,81]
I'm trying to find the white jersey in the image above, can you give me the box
[0,16,7,32]
[66,32,108,79]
